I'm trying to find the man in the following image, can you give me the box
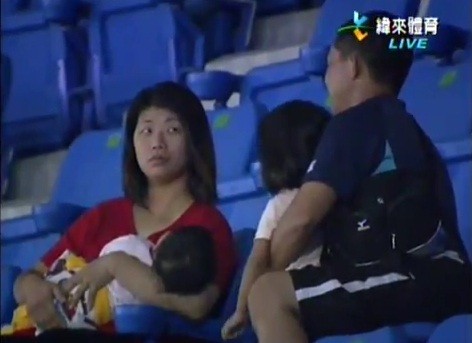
[247,11,472,343]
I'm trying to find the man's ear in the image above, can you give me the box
[348,52,362,80]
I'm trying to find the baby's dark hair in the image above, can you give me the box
[153,226,216,295]
[258,100,330,195]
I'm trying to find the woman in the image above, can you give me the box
[12,82,237,334]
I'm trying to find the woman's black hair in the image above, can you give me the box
[258,100,330,195]
[123,82,217,206]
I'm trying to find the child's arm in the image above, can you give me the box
[233,195,286,314]
[234,239,271,315]
[222,197,282,339]
[221,241,271,339]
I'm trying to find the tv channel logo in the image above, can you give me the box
[337,11,369,41]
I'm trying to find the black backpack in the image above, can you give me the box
[322,104,467,267]
[323,168,441,266]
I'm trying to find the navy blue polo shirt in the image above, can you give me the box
[305,96,461,253]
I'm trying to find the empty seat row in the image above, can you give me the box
[240,0,472,145]
[1,0,256,157]
[241,0,423,110]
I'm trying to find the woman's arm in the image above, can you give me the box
[106,252,222,321]
[149,285,220,321]
[14,205,101,305]
[65,251,220,321]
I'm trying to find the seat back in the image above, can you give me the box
[1,265,22,325]
[218,193,269,231]
[428,315,472,343]
[186,70,264,182]
[401,53,471,143]
[209,102,261,182]
[1,6,84,156]
[400,0,471,143]
[89,0,204,128]
[51,129,124,207]
[256,0,302,16]
[318,326,403,343]
[427,0,471,32]
[439,139,472,259]
[1,232,61,270]
[1,53,12,115]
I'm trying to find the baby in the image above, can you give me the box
[2,226,217,335]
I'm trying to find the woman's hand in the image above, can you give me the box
[18,273,68,330]
[62,254,115,311]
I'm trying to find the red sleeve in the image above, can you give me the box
[41,206,102,268]
[204,209,237,293]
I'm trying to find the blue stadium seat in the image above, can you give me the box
[115,229,258,342]
[218,191,269,231]
[51,129,124,208]
[428,315,472,343]
[186,70,270,229]
[1,145,14,199]
[401,49,471,143]
[317,326,404,343]
[428,0,472,32]
[1,3,87,156]
[1,52,12,115]
[186,71,266,183]
[184,0,256,60]
[1,265,22,325]
[1,129,124,269]
[394,322,437,342]
[0,0,42,15]
[401,0,471,143]
[88,0,204,128]
[438,138,472,259]
[256,0,303,16]
[242,0,421,110]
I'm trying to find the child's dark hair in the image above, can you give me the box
[153,226,217,295]
[258,100,330,195]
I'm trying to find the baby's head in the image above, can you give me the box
[153,226,216,295]
[258,100,331,195]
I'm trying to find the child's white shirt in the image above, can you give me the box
[254,189,322,270]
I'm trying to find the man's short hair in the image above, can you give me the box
[335,10,414,95]
[153,226,217,295]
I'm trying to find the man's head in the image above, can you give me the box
[153,226,216,295]
[325,11,414,114]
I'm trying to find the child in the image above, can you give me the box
[221,100,330,340]
[2,226,217,335]
[153,226,217,295]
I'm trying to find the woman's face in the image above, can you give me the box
[133,107,188,184]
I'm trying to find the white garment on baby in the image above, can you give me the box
[99,235,153,306]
